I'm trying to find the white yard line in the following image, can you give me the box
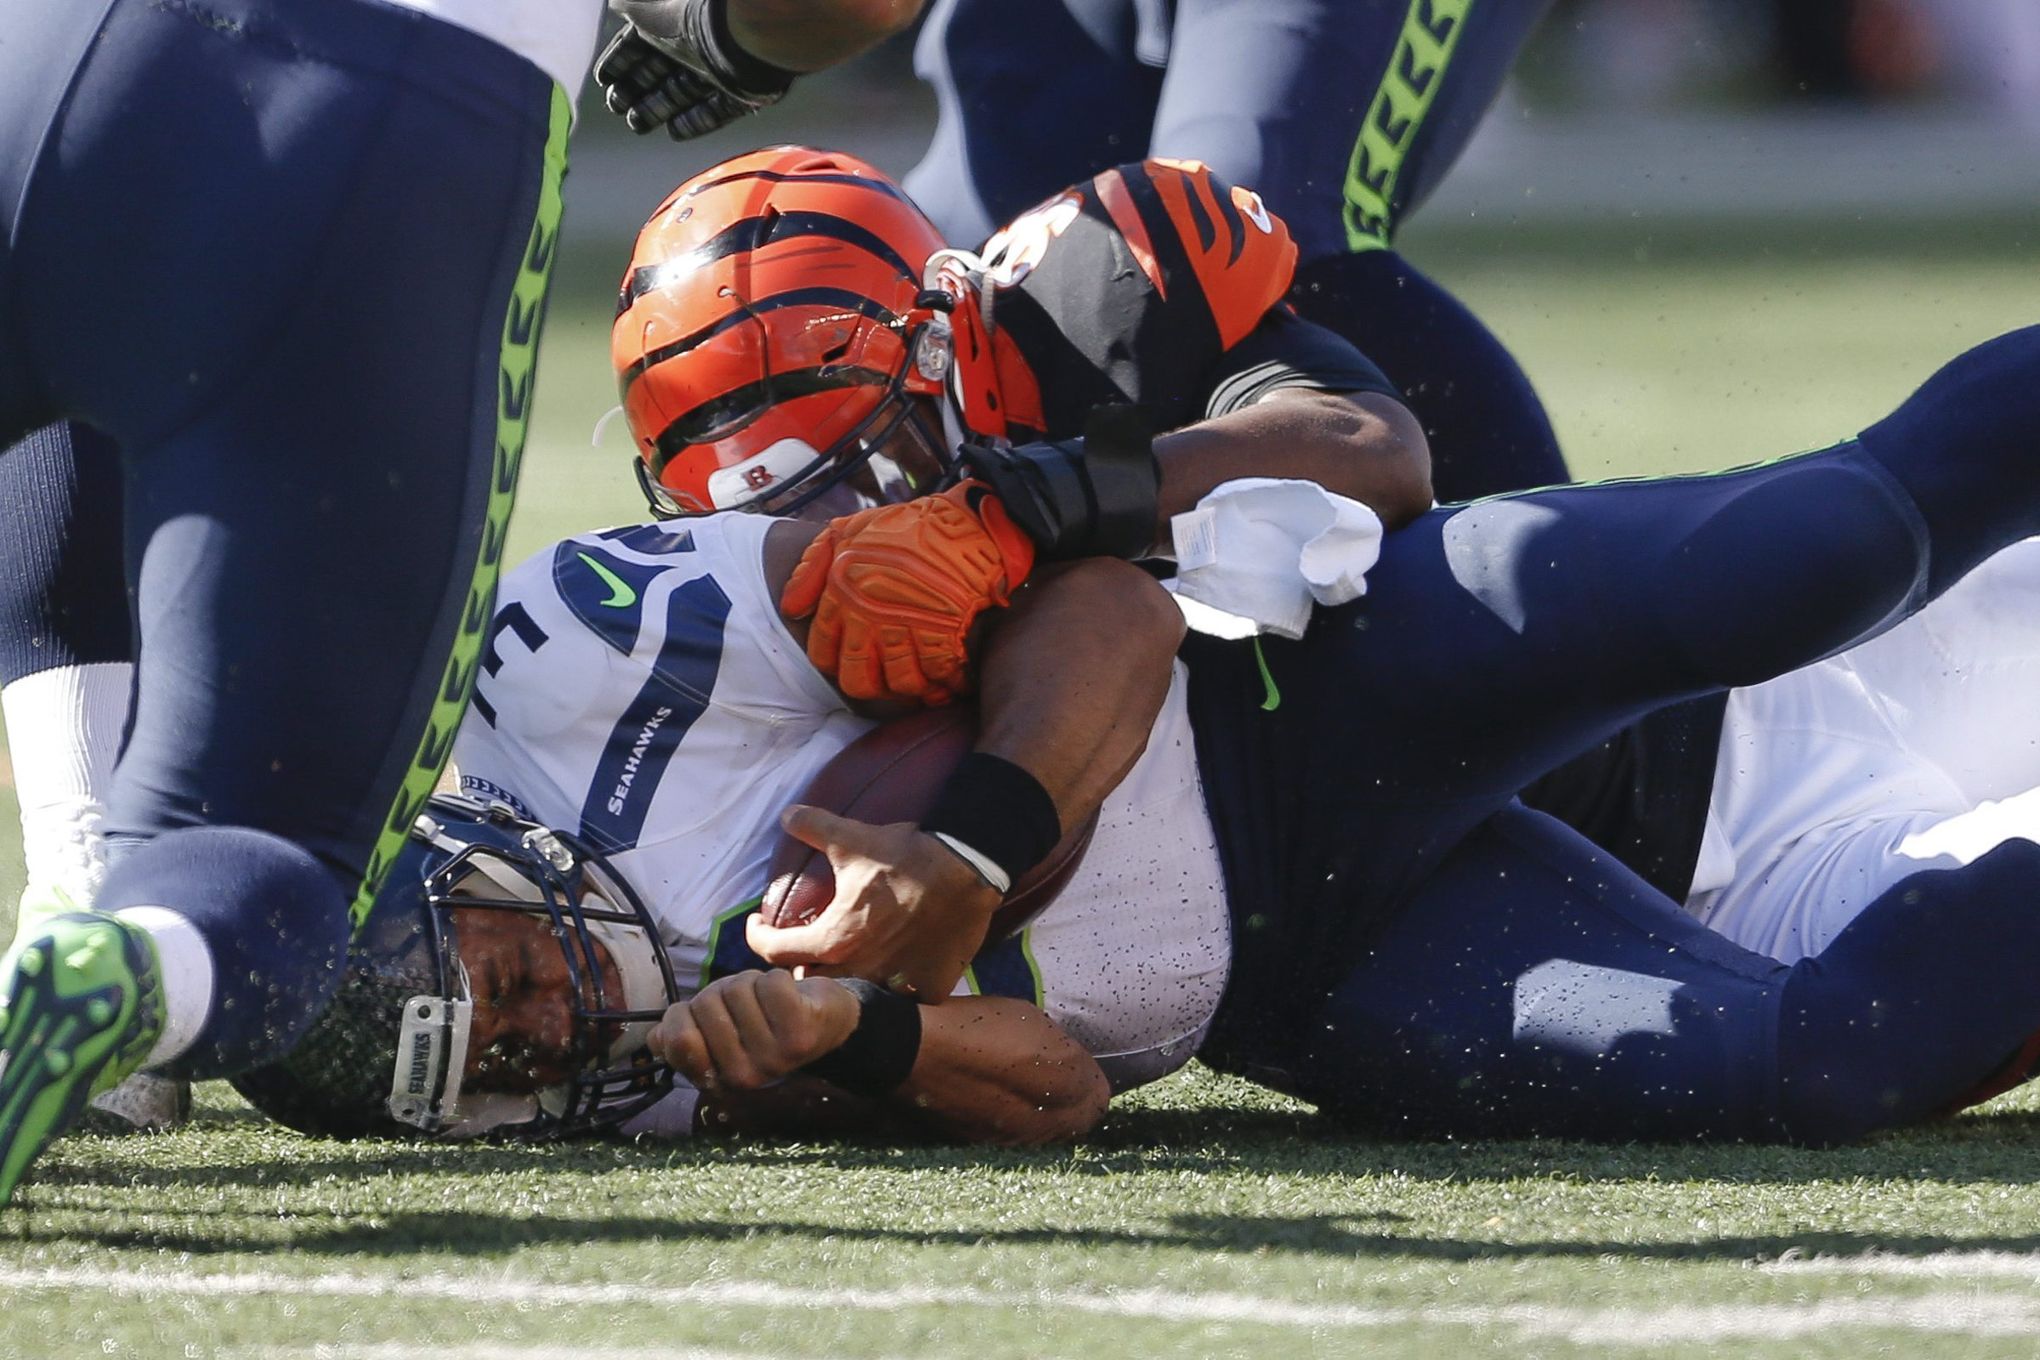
[5,1263,2040,1344]
[1764,1250,2040,1282]
[227,1348,791,1360]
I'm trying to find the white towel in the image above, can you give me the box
[1166,478,1384,640]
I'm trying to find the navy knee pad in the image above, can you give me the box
[1858,325,2040,594]
[94,826,351,1078]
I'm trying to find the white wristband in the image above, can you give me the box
[930,832,1013,895]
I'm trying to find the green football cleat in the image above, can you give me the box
[0,913,164,1205]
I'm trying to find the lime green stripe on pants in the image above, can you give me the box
[348,84,572,928]
[1341,0,1477,252]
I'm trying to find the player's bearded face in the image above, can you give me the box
[453,907,628,1092]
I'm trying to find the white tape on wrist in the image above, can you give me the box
[930,832,1013,894]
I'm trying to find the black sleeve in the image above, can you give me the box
[1199,307,1402,420]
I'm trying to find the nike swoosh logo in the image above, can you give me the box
[578,552,637,608]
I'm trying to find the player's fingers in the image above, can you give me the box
[877,624,931,702]
[670,97,746,141]
[712,977,789,1083]
[686,988,769,1090]
[634,84,684,130]
[973,486,1038,589]
[591,27,639,83]
[832,612,883,702]
[919,643,970,703]
[776,804,881,863]
[646,1003,715,1088]
[779,531,838,618]
[805,592,846,678]
[746,909,849,968]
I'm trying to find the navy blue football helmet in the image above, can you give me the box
[232,794,680,1140]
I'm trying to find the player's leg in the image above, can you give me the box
[1447,332,2035,780]
[1186,327,2040,978]
[903,0,1164,246]
[0,423,131,925]
[1292,251,1570,501]
[1271,804,2040,1144]
[0,0,569,1198]
[1144,0,1565,500]
[0,424,188,1133]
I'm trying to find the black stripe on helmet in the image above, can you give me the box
[1111,162,1220,342]
[619,287,904,392]
[649,364,893,474]
[1178,171,1219,254]
[619,211,921,314]
[684,168,922,206]
[1208,179,1250,266]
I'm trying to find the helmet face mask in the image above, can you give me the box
[232,795,680,1142]
[614,147,960,522]
[633,323,953,522]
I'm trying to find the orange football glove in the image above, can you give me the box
[780,483,1037,705]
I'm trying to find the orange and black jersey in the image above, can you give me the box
[950,158,1400,444]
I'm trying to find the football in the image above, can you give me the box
[759,705,1098,940]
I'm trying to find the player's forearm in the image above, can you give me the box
[973,558,1185,834]
[688,994,1110,1145]
[893,996,1111,1144]
[726,0,926,72]
[1153,390,1434,541]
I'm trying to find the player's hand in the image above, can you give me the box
[780,483,1036,706]
[646,969,860,1090]
[746,805,1002,999]
[597,1,793,141]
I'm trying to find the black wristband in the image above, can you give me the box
[920,752,1063,886]
[802,979,923,1098]
[957,405,1160,561]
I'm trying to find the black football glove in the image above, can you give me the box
[597,0,795,141]
[957,406,1162,562]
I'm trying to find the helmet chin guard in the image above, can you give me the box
[232,794,681,1141]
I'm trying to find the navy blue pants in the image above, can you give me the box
[0,0,565,913]
[0,422,129,682]
[1189,328,2040,1142]
[907,0,1568,501]
[0,0,569,1071]
[908,0,1551,259]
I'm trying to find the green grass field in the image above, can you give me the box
[2,220,2039,1358]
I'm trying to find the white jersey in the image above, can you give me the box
[453,515,1231,1114]
[379,0,604,96]
[1688,538,2040,962]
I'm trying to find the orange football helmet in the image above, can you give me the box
[613,146,959,520]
